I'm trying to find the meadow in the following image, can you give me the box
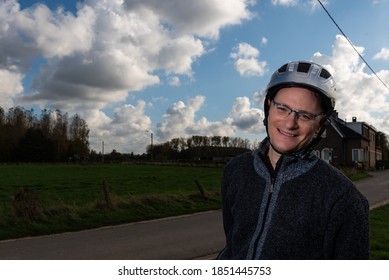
[0,163,387,259]
[370,203,389,259]
[0,163,222,240]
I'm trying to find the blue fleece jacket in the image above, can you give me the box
[218,139,370,259]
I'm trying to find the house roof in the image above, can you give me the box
[329,116,369,140]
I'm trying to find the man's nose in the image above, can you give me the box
[285,111,299,128]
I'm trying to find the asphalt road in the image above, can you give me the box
[354,169,389,209]
[0,169,387,260]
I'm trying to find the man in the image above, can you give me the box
[218,61,369,259]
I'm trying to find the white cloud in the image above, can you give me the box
[0,0,252,107]
[0,68,23,109]
[253,89,267,107]
[307,0,328,10]
[111,101,152,133]
[272,0,327,9]
[123,0,254,39]
[3,0,389,156]
[231,42,259,59]
[229,97,265,133]
[156,96,235,141]
[0,0,253,154]
[13,3,95,58]
[230,42,267,77]
[271,0,298,6]
[311,35,389,135]
[168,76,181,86]
[156,35,205,75]
[87,100,152,154]
[373,48,389,60]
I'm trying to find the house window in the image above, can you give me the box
[352,149,363,162]
[322,148,331,163]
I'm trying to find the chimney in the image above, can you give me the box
[352,117,357,122]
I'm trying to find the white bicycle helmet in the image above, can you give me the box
[264,61,336,121]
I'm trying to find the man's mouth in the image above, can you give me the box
[278,129,296,137]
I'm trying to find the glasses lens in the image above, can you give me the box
[298,112,315,121]
[272,101,290,117]
[272,101,317,122]
[274,103,290,117]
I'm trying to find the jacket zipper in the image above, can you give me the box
[252,176,275,258]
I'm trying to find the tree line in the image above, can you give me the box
[146,135,256,162]
[0,106,90,162]
[2,105,388,165]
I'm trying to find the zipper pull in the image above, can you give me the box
[270,178,275,193]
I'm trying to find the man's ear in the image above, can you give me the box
[321,117,331,127]
[315,117,330,136]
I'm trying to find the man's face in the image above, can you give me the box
[267,87,324,154]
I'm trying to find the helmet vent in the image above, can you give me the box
[319,69,331,79]
[278,64,288,73]
[297,62,311,73]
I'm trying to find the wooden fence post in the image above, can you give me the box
[194,179,208,199]
[102,179,114,208]
[13,187,39,220]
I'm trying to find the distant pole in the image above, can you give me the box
[150,132,153,161]
[146,130,154,161]
[102,140,105,163]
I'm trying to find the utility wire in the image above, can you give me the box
[317,0,389,91]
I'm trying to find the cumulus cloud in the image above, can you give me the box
[0,0,254,153]
[0,68,24,109]
[230,42,267,77]
[87,100,153,153]
[156,96,235,141]
[155,95,266,148]
[2,0,389,155]
[311,35,389,135]
[271,0,298,6]
[13,3,95,58]
[229,97,265,134]
[2,0,253,109]
[272,0,327,9]
[373,48,389,60]
[123,0,254,39]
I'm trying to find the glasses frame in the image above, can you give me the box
[271,100,324,122]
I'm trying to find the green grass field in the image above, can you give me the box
[370,203,389,259]
[0,163,223,240]
[0,163,387,259]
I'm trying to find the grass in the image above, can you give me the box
[0,163,222,240]
[342,167,372,181]
[0,164,387,259]
[370,203,389,259]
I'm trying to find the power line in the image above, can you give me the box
[317,0,389,91]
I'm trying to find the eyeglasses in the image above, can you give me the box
[271,100,324,122]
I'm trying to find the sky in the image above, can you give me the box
[1,0,389,154]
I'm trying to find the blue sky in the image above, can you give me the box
[1,0,389,154]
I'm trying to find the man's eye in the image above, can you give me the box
[276,106,288,112]
[300,113,313,121]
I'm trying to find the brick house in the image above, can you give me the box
[314,111,382,169]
